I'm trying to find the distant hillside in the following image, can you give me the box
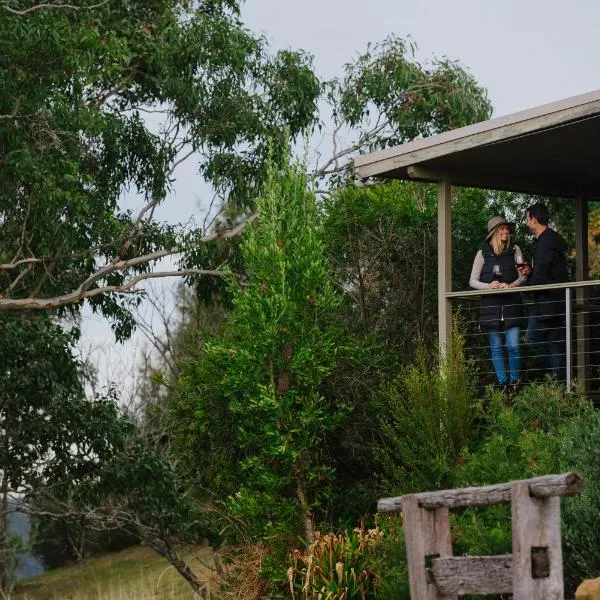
[7,504,45,580]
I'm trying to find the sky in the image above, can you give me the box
[243,0,600,118]
[81,0,600,393]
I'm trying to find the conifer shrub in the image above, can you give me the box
[373,326,480,495]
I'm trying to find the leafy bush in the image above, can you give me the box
[451,383,588,556]
[288,526,382,600]
[370,516,410,600]
[560,408,600,594]
[373,326,480,494]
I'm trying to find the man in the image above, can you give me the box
[517,203,569,381]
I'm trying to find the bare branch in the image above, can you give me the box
[0,269,223,310]
[0,213,257,310]
[2,0,109,15]
[313,122,387,179]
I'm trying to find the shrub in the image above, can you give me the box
[373,326,480,495]
[560,407,600,595]
[370,515,410,600]
[288,526,382,599]
[449,382,592,599]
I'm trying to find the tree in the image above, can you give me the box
[313,35,492,187]
[173,158,349,552]
[0,313,122,593]
[321,181,495,356]
[28,424,211,597]
[0,0,320,330]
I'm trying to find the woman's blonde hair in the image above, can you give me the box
[490,225,510,256]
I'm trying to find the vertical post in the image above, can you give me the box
[575,196,589,390]
[438,178,452,357]
[402,496,454,600]
[566,287,572,393]
[512,482,564,600]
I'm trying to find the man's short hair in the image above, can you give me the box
[527,203,549,226]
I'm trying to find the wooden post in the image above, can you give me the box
[438,178,452,357]
[402,496,456,600]
[511,481,564,599]
[575,196,589,390]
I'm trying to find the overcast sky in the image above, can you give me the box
[243,0,600,118]
[83,0,600,392]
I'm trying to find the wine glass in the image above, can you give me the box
[492,265,503,282]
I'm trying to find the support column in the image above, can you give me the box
[575,196,589,390]
[438,178,452,356]
[402,496,454,600]
[512,482,564,599]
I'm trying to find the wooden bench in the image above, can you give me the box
[378,472,583,599]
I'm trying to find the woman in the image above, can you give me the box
[470,216,525,394]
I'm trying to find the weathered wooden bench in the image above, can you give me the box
[378,472,583,599]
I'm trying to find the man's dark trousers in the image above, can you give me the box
[525,313,566,382]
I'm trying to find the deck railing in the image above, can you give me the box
[449,279,600,394]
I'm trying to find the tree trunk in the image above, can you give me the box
[147,538,207,599]
[295,480,314,543]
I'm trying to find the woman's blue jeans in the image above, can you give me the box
[488,326,521,385]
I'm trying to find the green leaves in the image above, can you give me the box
[0,1,321,326]
[329,34,492,149]
[173,159,348,547]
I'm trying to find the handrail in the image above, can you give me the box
[448,277,600,299]
[387,473,583,599]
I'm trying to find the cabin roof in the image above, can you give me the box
[354,88,600,198]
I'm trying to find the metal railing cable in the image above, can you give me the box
[451,280,600,394]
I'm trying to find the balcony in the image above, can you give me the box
[450,281,600,393]
[354,89,600,384]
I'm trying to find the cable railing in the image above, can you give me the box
[448,280,600,394]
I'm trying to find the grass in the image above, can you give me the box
[13,544,215,600]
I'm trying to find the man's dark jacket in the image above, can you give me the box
[523,227,568,320]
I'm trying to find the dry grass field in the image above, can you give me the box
[13,544,215,600]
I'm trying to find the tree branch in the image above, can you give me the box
[0,213,257,310]
[1,0,109,15]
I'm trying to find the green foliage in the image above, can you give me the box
[288,527,383,600]
[450,384,590,571]
[321,181,494,356]
[329,35,492,152]
[371,516,410,600]
[174,158,350,550]
[0,1,320,328]
[0,313,121,496]
[560,408,600,593]
[373,327,479,495]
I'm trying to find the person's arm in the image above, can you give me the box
[469,250,492,290]
[521,240,554,287]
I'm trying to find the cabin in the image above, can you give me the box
[354,89,600,393]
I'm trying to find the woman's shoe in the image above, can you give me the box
[509,380,522,397]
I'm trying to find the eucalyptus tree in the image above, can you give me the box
[0,0,320,334]
[0,313,121,592]
[314,35,492,186]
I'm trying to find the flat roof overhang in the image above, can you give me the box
[354,88,600,198]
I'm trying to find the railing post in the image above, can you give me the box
[512,482,564,599]
[566,287,572,393]
[402,496,455,600]
[437,178,452,358]
[575,196,590,391]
